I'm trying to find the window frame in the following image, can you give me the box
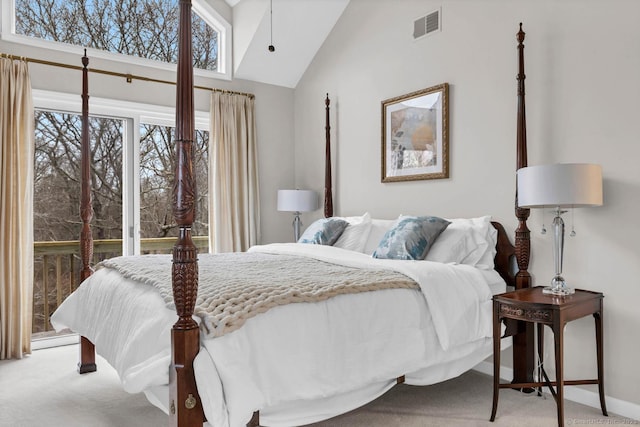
[1,0,232,80]
[32,89,211,256]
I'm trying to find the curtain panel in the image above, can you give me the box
[209,92,260,253]
[0,58,34,359]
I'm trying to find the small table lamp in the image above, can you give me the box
[277,189,318,241]
[517,163,603,295]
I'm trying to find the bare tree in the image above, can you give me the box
[23,0,213,334]
[139,124,209,239]
[34,112,209,242]
[16,0,218,71]
[22,0,213,242]
[33,111,124,242]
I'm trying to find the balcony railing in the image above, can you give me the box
[33,236,209,336]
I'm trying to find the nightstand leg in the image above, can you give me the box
[554,323,565,427]
[490,308,501,422]
[594,311,608,416]
[537,323,544,396]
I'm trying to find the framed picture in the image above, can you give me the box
[381,83,449,182]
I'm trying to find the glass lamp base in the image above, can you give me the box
[542,275,575,295]
[542,286,575,296]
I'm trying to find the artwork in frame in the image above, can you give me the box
[381,83,449,182]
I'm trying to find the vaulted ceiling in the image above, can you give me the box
[224,0,350,88]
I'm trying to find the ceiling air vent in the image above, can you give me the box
[413,9,441,40]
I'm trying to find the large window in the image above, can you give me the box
[32,89,211,250]
[2,0,231,78]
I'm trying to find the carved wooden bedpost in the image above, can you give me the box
[170,0,204,425]
[78,50,97,375]
[515,23,531,291]
[512,22,535,388]
[324,94,333,218]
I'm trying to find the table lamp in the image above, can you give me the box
[517,163,603,295]
[277,189,318,241]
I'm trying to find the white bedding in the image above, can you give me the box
[51,243,507,427]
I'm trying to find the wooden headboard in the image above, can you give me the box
[492,221,517,288]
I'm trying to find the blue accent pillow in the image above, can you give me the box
[298,218,349,245]
[372,216,451,260]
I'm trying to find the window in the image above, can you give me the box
[2,0,231,79]
[33,89,211,253]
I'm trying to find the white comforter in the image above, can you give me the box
[249,243,493,350]
[51,243,502,427]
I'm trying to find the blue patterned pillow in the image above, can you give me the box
[372,216,451,260]
[298,218,349,245]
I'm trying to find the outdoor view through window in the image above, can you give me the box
[32,108,210,338]
[22,0,215,338]
[33,111,124,336]
[15,0,219,71]
[139,124,210,240]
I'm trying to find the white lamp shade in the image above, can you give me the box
[517,163,603,208]
[277,189,318,212]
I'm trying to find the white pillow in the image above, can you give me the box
[476,222,498,269]
[425,224,480,264]
[363,217,399,255]
[425,215,497,269]
[456,216,497,269]
[333,212,372,252]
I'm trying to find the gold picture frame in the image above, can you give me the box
[381,83,449,182]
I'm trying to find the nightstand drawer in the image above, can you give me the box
[498,302,553,324]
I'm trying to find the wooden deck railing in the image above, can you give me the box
[33,236,209,335]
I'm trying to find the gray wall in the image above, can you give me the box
[294,0,640,409]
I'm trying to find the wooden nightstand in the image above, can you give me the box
[490,286,608,427]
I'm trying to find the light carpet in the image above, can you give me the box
[0,344,628,427]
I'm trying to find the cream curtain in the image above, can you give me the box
[0,58,34,359]
[209,92,260,253]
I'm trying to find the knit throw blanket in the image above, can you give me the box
[99,252,418,338]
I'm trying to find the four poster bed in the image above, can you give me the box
[51,1,534,425]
